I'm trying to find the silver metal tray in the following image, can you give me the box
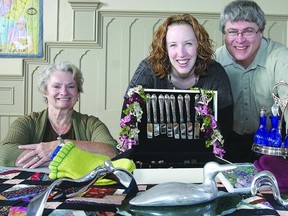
[252,143,288,156]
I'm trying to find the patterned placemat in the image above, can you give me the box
[0,168,133,215]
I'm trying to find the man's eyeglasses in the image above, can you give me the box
[224,29,260,39]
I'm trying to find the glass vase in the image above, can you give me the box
[284,130,288,148]
[267,115,282,148]
[254,109,268,146]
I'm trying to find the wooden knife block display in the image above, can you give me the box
[133,89,218,168]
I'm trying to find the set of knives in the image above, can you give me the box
[146,93,202,140]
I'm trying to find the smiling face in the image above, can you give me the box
[224,20,262,68]
[44,70,79,111]
[166,24,198,78]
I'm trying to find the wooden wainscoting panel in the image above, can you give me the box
[265,15,288,45]
[0,76,24,115]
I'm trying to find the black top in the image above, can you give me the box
[123,58,234,138]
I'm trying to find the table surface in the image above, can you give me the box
[0,166,287,216]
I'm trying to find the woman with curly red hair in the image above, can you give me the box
[123,14,233,141]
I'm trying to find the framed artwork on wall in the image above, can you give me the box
[0,0,43,58]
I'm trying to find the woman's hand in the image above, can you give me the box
[16,141,59,169]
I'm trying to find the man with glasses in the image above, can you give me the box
[215,0,288,163]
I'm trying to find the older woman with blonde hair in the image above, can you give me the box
[0,62,118,168]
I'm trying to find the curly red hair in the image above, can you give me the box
[148,14,215,78]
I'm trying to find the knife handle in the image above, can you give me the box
[177,95,184,123]
[146,94,151,123]
[195,94,200,106]
[170,94,177,123]
[194,94,200,118]
[158,94,165,123]
[151,94,158,123]
[185,94,191,122]
[194,94,201,139]
[164,94,171,123]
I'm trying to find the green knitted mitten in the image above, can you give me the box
[49,142,135,185]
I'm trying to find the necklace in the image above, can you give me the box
[49,119,71,141]
[168,73,199,89]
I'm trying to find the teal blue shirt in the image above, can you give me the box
[215,37,288,135]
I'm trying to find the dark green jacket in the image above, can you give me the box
[0,109,118,166]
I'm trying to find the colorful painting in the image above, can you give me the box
[0,0,42,58]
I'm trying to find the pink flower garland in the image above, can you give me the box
[117,86,146,152]
[194,89,225,158]
[118,86,225,158]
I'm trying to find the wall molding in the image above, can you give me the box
[68,0,100,9]
[0,87,14,105]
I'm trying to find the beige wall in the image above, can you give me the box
[0,0,288,142]
[102,0,288,15]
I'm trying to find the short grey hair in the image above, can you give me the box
[219,0,266,34]
[38,62,84,96]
